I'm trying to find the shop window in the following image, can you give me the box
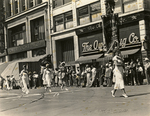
[0,57,5,63]
[10,52,27,61]
[54,11,73,32]
[31,17,45,42]
[10,24,26,47]
[53,0,71,8]
[77,2,101,25]
[56,38,75,63]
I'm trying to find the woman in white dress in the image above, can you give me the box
[85,65,92,87]
[19,65,29,94]
[111,51,128,98]
[42,64,54,92]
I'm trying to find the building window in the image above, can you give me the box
[22,0,25,11]
[77,2,101,25]
[54,11,73,32]
[37,0,42,4]
[9,24,26,47]
[14,0,18,14]
[7,0,11,17]
[10,52,27,61]
[28,0,34,8]
[53,0,71,8]
[31,17,45,42]
[113,0,137,13]
[32,47,46,57]
[123,0,137,13]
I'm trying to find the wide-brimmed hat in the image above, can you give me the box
[144,58,149,61]
[46,64,49,67]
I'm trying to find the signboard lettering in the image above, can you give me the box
[120,33,140,48]
[82,40,106,53]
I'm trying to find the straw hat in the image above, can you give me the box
[144,58,149,61]
[46,64,49,67]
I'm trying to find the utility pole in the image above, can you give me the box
[101,0,119,54]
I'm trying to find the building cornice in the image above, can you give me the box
[5,2,48,23]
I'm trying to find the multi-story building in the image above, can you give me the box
[49,0,150,69]
[0,0,6,63]
[3,0,51,62]
[1,0,150,71]
[0,0,52,79]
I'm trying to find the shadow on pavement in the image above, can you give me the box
[128,92,150,97]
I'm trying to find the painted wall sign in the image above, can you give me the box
[79,32,104,55]
[82,40,106,53]
[76,23,102,35]
[8,40,46,54]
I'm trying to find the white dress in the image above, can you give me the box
[42,68,53,87]
[112,55,125,90]
[20,70,29,94]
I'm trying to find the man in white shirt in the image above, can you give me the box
[144,58,150,85]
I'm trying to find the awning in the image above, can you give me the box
[97,48,140,62]
[1,54,48,79]
[0,62,10,75]
[121,48,140,56]
[75,54,103,64]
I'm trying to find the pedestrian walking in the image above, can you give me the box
[105,63,112,87]
[90,65,97,87]
[111,50,128,98]
[85,64,91,87]
[6,75,10,90]
[0,76,4,89]
[76,67,81,87]
[58,62,68,91]
[42,64,53,92]
[28,72,32,89]
[19,65,29,94]
[54,68,59,87]
[136,63,144,85]
[144,58,150,85]
[32,71,39,89]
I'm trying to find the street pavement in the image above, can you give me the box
[0,85,150,116]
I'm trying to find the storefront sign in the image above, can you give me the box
[82,40,106,53]
[76,23,102,35]
[8,40,46,54]
[120,33,140,48]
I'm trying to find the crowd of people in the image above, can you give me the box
[0,53,150,97]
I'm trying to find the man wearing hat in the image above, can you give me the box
[144,58,150,85]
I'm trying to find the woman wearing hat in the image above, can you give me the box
[111,50,128,98]
[42,64,54,92]
[19,65,29,94]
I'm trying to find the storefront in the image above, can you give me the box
[75,20,142,66]
[75,22,104,64]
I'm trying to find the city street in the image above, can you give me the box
[0,85,150,116]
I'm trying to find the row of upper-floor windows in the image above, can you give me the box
[8,16,45,48]
[53,0,138,32]
[5,0,43,18]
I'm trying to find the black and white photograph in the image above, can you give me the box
[0,0,150,116]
